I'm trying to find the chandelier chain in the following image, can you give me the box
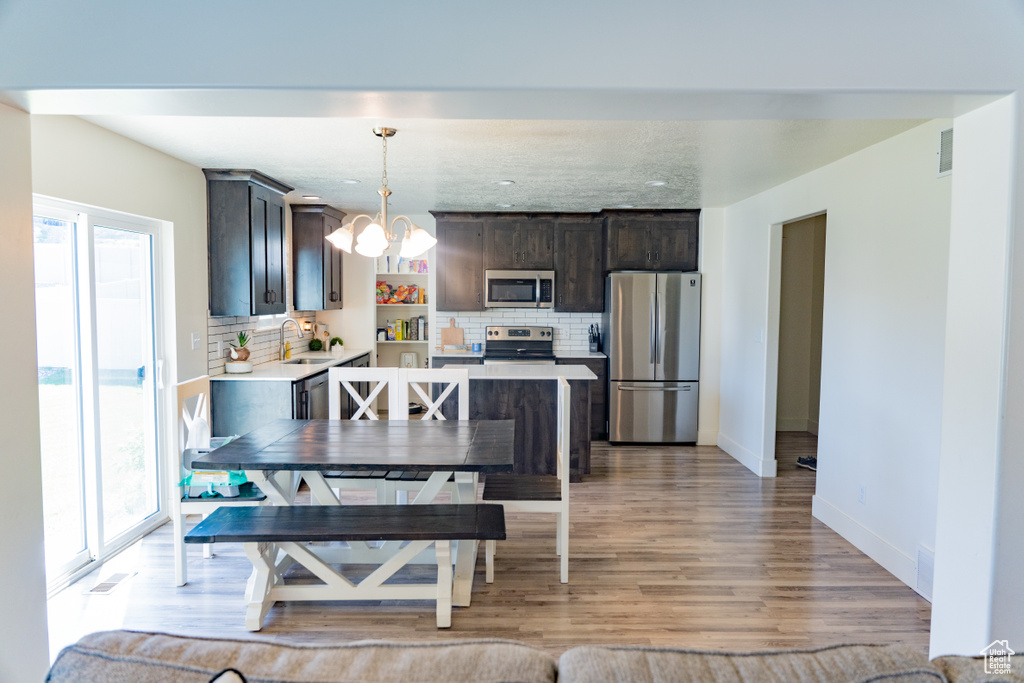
[381,133,388,189]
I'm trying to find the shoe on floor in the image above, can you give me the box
[796,456,817,471]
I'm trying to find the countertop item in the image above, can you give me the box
[211,348,372,382]
[442,363,597,381]
[440,318,464,346]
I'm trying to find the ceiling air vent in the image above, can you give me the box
[937,128,953,177]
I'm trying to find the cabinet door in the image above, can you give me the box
[555,219,604,312]
[517,219,554,269]
[266,192,286,313]
[605,216,652,270]
[250,185,274,315]
[483,218,518,269]
[436,219,484,311]
[251,184,286,315]
[651,212,699,271]
[324,213,344,310]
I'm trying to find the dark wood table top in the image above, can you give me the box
[191,419,515,473]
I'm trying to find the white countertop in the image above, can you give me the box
[442,363,597,381]
[211,348,373,382]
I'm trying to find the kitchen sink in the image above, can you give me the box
[283,357,334,365]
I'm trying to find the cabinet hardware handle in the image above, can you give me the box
[647,251,651,261]
[655,251,660,261]
[264,291,271,303]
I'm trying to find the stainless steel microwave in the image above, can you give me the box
[484,270,555,308]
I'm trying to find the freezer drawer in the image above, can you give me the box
[609,381,698,443]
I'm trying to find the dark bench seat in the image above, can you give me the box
[184,504,505,629]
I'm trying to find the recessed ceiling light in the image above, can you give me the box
[338,179,360,184]
[616,204,635,209]
[301,195,321,200]
[491,180,516,186]
[495,203,514,209]
[645,180,668,187]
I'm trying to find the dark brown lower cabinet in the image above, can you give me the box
[438,377,591,480]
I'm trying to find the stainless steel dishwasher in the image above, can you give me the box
[294,370,330,420]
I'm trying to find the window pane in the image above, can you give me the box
[34,216,87,580]
[94,226,159,540]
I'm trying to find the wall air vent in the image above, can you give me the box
[916,546,934,602]
[937,128,953,177]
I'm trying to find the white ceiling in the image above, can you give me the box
[80,115,927,214]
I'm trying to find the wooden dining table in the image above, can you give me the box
[190,418,515,608]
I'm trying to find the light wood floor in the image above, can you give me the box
[48,434,931,657]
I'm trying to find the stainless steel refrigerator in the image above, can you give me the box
[604,272,701,443]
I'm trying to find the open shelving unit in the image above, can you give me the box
[375,269,430,370]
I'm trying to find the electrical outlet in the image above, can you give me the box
[858,485,867,504]
[217,340,223,356]
[191,332,201,351]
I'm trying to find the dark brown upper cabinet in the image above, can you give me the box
[205,169,293,317]
[554,215,604,312]
[604,209,700,272]
[432,212,485,311]
[291,204,346,311]
[483,217,554,269]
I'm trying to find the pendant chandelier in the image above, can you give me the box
[325,127,437,259]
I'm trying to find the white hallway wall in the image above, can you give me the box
[719,120,953,589]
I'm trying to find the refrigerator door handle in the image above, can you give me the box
[617,385,692,392]
[658,294,666,365]
[650,293,657,364]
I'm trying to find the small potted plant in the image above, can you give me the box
[330,336,344,356]
[228,331,251,361]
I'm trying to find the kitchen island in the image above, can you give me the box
[441,363,597,479]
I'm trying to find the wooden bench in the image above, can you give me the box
[184,503,505,629]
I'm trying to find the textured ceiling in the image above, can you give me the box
[80,116,926,214]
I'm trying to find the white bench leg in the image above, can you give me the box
[202,513,213,559]
[173,513,187,586]
[485,540,495,584]
[436,540,452,628]
[244,542,277,631]
[559,513,569,584]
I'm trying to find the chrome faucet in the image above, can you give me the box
[280,318,303,359]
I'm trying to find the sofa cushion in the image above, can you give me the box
[932,654,1024,683]
[46,630,557,683]
[558,643,942,683]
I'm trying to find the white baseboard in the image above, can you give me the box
[811,495,917,590]
[717,432,777,477]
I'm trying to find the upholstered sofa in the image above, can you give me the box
[47,630,1022,683]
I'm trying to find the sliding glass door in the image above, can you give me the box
[34,201,164,589]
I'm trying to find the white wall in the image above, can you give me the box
[0,103,50,682]
[698,209,724,445]
[30,116,208,384]
[930,97,1018,656]
[719,120,953,591]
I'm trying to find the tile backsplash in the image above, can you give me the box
[208,312,317,375]
[442,310,602,354]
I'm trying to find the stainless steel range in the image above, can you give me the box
[482,326,556,365]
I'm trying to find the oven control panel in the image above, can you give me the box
[486,326,553,340]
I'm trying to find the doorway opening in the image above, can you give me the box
[33,197,167,593]
[775,213,826,474]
